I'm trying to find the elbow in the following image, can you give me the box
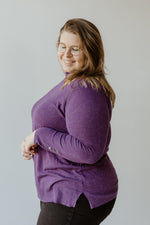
[81,146,104,165]
[85,155,101,165]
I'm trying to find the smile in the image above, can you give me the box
[64,60,75,65]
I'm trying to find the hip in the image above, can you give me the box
[37,193,116,225]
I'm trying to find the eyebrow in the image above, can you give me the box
[59,42,80,48]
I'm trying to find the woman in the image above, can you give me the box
[21,18,118,225]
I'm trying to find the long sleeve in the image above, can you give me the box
[34,85,111,165]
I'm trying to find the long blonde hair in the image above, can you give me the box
[58,18,116,108]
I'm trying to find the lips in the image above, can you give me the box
[63,60,75,66]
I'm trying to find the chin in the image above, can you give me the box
[63,67,74,74]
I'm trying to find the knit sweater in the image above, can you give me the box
[31,77,118,209]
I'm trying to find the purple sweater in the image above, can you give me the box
[31,77,118,209]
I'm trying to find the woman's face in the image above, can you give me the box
[57,31,85,74]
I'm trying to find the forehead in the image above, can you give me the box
[59,31,82,46]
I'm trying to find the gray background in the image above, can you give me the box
[0,0,150,224]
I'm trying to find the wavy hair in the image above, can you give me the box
[58,18,116,108]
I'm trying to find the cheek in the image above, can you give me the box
[58,53,62,61]
[77,55,85,66]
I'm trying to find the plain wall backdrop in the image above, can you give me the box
[0,0,150,224]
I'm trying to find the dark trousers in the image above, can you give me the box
[37,194,116,225]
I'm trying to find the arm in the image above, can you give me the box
[34,86,111,164]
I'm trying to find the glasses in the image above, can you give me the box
[57,43,83,56]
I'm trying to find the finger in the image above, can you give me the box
[21,144,37,159]
[23,144,32,153]
[30,144,39,151]
[22,149,37,158]
[23,155,32,160]
[32,144,39,149]
[29,146,38,154]
[22,151,33,159]
[22,153,30,158]
[21,142,28,153]
[30,151,37,155]
[22,149,32,157]
[21,146,28,155]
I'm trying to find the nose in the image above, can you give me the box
[64,48,72,57]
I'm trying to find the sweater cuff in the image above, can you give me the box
[34,127,58,153]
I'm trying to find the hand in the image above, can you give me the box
[21,131,38,160]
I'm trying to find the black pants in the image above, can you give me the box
[37,194,116,225]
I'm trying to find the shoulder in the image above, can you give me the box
[67,79,112,116]
[66,79,109,106]
[68,79,105,98]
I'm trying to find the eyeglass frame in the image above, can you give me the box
[56,42,83,56]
